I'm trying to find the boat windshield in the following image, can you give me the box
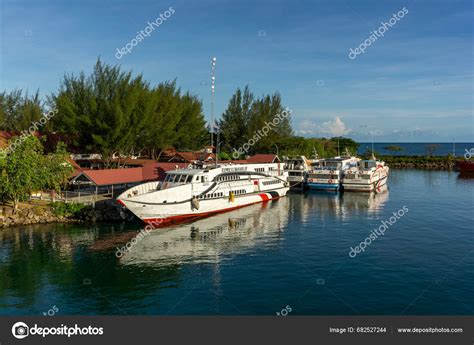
[164,174,194,183]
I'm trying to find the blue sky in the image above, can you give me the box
[0,0,472,142]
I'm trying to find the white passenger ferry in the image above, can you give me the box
[117,163,289,226]
[306,155,359,191]
[283,155,318,188]
[342,158,389,192]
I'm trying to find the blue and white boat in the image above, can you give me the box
[306,155,359,191]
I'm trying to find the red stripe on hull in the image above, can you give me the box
[259,193,269,201]
[142,195,281,228]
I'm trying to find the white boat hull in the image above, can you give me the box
[119,186,289,226]
[343,166,389,192]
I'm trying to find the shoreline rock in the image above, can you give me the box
[0,200,136,229]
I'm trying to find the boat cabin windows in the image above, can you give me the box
[255,168,265,173]
[361,161,376,169]
[164,174,195,183]
[199,192,224,199]
[322,161,341,169]
[310,174,338,179]
[262,180,279,186]
[216,175,239,182]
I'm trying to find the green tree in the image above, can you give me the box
[139,81,207,159]
[39,142,74,193]
[330,137,359,156]
[219,86,255,152]
[219,86,292,155]
[0,89,44,131]
[50,59,152,167]
[50,61,208,163]
[0,137,73,209]
[0,136,43,211]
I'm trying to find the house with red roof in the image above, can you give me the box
[69,162,187,195]
[246,154,280,163]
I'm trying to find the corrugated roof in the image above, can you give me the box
[75,162,188,186]
[81,168,146,186]
[246,154,279,163]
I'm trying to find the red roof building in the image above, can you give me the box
[246,154,280,163]
[70,162,187,191]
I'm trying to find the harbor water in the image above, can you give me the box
[0,169,472,315]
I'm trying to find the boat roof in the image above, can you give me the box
[166,169,204,175]
[322,157,355,162]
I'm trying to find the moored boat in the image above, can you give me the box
[306,155,359,191]
[117,162,289,226]
[283,155,318,189]
[342,158,389,192]
[455,160,474,173]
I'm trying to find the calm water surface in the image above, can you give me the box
[0,170,473,315]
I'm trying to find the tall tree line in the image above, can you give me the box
[1,59,358,163]
[48,60,208,165]
[218,86,292,156]
[0,89,44,131]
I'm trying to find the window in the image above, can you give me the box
[186,175,192,183]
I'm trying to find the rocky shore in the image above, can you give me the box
[387,161,455,170]
[379,155,456,170]
[0,200,135,229]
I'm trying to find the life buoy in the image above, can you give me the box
[328,179,334,184]
[308,178,313,182]
[329,170,335,174]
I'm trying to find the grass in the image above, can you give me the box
[49,202,89,217]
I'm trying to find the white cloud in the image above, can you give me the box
[320,116,351,136]
[296,116,351,137]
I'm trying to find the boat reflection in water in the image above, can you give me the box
[301,185,389,221]
[340,185,389,216]
[118,198,290,266]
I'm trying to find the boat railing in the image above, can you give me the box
[117,181,161,200]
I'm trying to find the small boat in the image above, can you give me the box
[342,157,389,192]
[283,155,318,189]
[117,162,289,226]
[455,160,474,174]
[306,152,359,191]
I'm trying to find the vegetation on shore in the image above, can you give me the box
[1,59,358,164]
[0,136,72,211]
[378,154,457,170]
